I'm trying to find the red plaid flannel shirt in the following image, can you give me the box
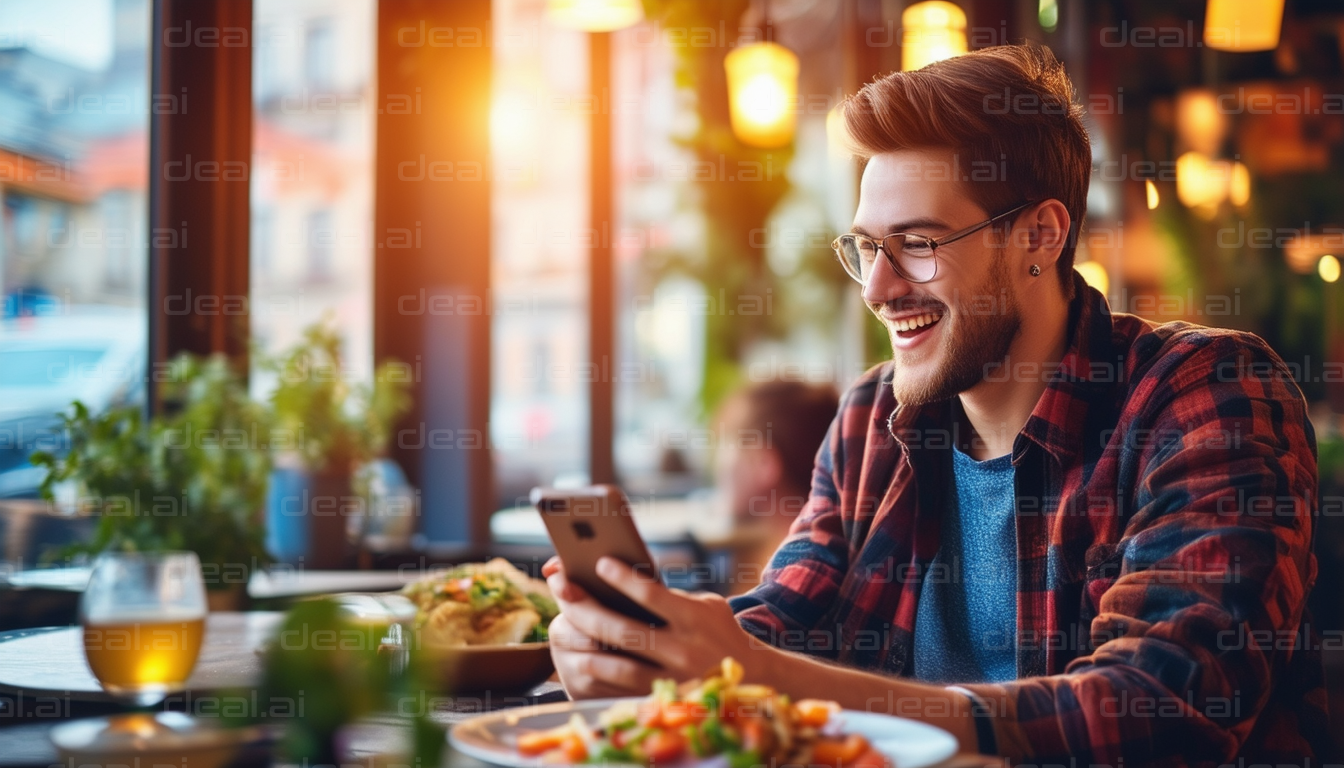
[731,274,1330,765]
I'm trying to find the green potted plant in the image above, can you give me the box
[246,597,445,766]
[260,322,412,568]
[32,354,272,609]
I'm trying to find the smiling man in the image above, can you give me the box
[544,44,1329,764]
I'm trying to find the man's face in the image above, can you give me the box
[853,148,1023,406]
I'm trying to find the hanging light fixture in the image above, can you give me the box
[1228,161,1251,207]
[1320,254,1341,283]
[902,1,968,72]
[1176,88,1228,157]
[1175,151,1223,212]
[725,41,800,148]
[546,0,643,32]
[1175,152,1253,215]
[1203,0,1285,52]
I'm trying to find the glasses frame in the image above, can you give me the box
[832,199,1040,285]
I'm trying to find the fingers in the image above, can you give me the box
[541,556,562,578]
[557,653,658,699]
[550,616,660,699]
[595,557,675,618]
[545,567,589,603]
[555,584,657,654]
[547,613,603,653]
[546,566,653,653]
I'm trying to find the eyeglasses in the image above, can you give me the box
[831,200,1039,285]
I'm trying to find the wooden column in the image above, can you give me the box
[374,0,493,545]
[148,0,253,409]
[588,31,616,485]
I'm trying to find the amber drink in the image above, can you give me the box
[80,552,207,705]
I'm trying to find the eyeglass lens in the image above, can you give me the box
[837,235,936,284]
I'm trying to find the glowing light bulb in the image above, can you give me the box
[1204,0,1285,52]
[1320,254,1340,283]
[1229,161,1251,207]
[724,42,799,148]
[901,2,968,71]
[546,0,643,32]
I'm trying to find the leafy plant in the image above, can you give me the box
[249,597,445,766]
[261,323,412,474]
[31,354,272,584]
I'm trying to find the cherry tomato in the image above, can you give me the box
[558,733,587,763]
[517,729,566,756]
[643,729,687,764]
[848,746,889,768]
[811,734,869,766]
[637,701,664,729]
[739,719,768,752]
[793,699,838,727]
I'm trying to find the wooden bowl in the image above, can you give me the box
[431,641,555,694]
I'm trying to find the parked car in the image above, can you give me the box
[0,308,145,497]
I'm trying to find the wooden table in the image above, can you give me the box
[2,568,422,599]
[0,613,1002,768]
[0,612,570,768]
[0,612,280,702]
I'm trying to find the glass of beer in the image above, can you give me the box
[80,551,207,706]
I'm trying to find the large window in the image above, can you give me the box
[250,0,376,394]
[490,0,591,505]
[0,0,150,500]
[488,4,859,505]
[610,25,707,492]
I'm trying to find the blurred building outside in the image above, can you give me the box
[0,0,149,499]
[250,0,376,396]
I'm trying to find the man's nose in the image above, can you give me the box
[862,247,915,306]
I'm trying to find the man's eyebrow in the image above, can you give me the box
[850,218,948,237]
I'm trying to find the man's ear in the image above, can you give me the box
[1022,199,1071,271]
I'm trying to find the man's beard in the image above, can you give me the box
[887,256,1021,406]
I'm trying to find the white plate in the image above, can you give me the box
[450,697,959,768]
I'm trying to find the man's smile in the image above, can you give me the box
[878,304,948,346]
[889,311,943,334]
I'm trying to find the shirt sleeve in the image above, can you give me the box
[729,389,854,655]
[956,332,1321,764]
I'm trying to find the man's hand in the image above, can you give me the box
[543,555,767,698]
[542,556,978,753]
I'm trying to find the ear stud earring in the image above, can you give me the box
[1029,264,1041,277]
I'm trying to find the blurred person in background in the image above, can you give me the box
[712,380,838,594]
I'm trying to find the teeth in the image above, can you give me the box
[894,313,941,332]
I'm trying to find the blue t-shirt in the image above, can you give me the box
[911,443,1018,684]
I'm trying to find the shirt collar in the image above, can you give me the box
[885,271,1118,465]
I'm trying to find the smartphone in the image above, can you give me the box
[532,484,667,627]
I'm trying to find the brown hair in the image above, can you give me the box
[840,43,1090,296]
[717,380,839,493]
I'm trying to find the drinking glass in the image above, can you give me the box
[80,551,208,706]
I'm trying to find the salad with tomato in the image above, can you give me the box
[516,658,888,767]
